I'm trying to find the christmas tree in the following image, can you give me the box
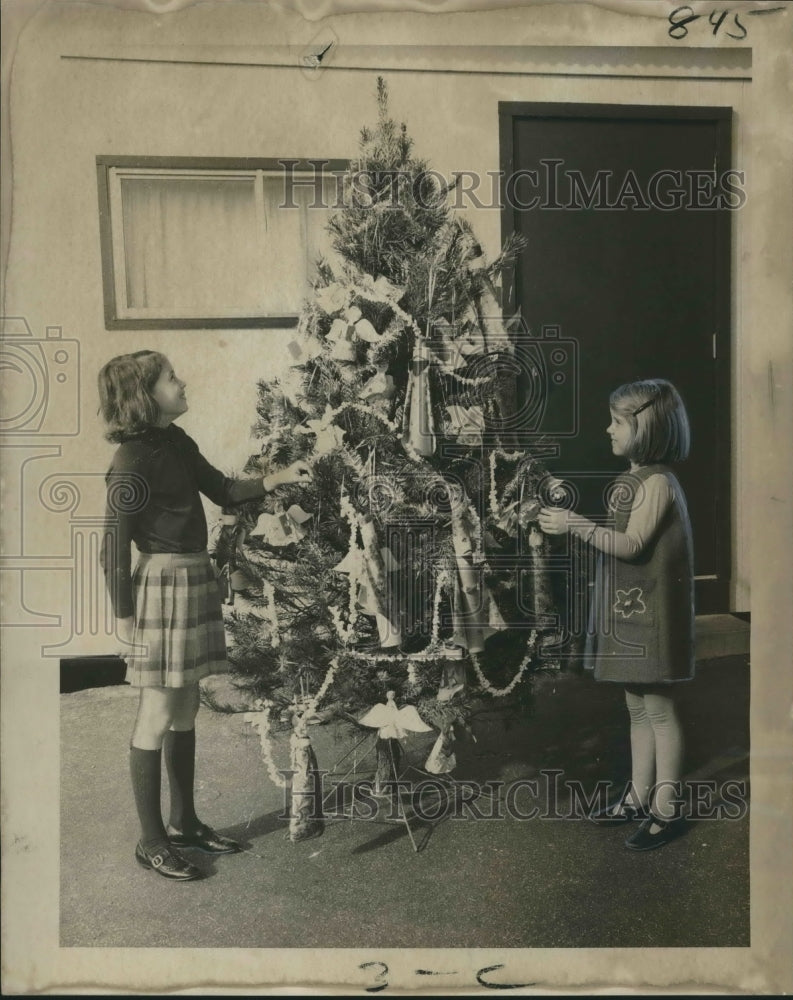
[215,79,561,795]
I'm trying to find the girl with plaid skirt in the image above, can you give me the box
[99,351,310,880]
[539,379,694,852]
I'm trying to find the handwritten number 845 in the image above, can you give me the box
[668,6,747,40]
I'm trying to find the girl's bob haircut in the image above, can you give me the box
[609,378,691,464]
[98,350,168,443]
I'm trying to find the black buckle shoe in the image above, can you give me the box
[168,823,241,855]
[588,802,649,826]
[135,841,203,880]
[624,813,685,852]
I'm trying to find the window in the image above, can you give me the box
[96,157,347,329]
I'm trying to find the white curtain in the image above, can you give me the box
[120,171,335,318]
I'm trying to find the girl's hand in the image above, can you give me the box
[264,461,312,491]
[538,507,570,535]
[283,460,312,485]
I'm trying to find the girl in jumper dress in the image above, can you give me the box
[539,378,693,851]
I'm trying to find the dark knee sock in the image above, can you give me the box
[129,747,168,851]
[163,728,199,833]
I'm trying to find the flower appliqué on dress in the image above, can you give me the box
[613,587,646,619]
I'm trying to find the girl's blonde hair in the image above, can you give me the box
[98,351,168,443]
[610,378,690,464]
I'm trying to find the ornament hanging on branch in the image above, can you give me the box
[444,403,486,447]
[449,495,507,654]
[296,409,347,456]
[315,281,349,316]
[327,306,382,362]
[334,510,402,648]
[401,338,436,458]
[360,366,396,414]
[250,504,313,547]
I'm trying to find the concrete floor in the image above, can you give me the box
[60,655,749,949]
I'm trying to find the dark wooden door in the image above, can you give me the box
[500,103,732,613]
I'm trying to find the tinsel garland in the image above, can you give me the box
[244,657,340,788]
[470,630,538,697]
[489,448,534,519]
[243,701,289,789]
[342,266,422,340]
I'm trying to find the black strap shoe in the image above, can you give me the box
[624,813,685,851]
[135,841,203,880]
[168,823,241,855]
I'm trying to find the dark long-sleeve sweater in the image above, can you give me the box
[100,424,265,618]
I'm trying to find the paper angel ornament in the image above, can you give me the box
[250,504,312,546]
[358,691,432,740]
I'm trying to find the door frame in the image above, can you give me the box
[498,102,732,613]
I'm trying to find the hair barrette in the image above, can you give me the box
[633,399,654,415]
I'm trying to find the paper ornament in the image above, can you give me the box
[436,658,467,702]
[473,276,512,354]
[449,501,507,654]
[444,404,486,446]
[401,338,436,458]
[431,334,468,373]
[250,504,312,546]
[495,483,542,537]
[360,367,396,410]
[288,731,324,842]
[285,333,324,367]
[326,306,382,362]
[297,412,347,455]
[315,281,349,315]
[370,274,404,302]
[327,317,358,362]
[424,728,457,774]
[334,514,401,648]
[358,691,432,740]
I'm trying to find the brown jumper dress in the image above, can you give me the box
[584,464,695,684]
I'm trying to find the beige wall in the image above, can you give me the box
[2,0,792,993]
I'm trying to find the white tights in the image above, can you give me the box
[624,684,684,822]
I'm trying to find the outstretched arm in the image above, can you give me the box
[539,473,675,560]
[183,432,311,506]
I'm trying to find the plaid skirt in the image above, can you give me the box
[126,551,228,688]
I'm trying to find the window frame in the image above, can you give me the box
[96,156,349,330]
